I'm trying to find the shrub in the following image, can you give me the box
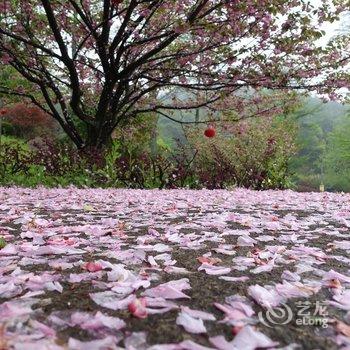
[2,103,60,140]
[0,136,32,179]
[186,116,297,189]
[0,114,297,190]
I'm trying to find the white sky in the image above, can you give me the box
[312,0,349,45]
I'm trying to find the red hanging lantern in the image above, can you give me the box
[204,126,216,138]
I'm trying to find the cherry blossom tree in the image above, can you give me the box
[0,0,348,149]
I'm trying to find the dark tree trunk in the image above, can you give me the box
[85,123,113,151]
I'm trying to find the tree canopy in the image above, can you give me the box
[0,0,348,148]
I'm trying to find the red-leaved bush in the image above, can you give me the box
[2,103,59,140]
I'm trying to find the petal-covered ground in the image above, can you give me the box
[1,187,350,349]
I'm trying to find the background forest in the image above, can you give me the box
[1,93,349,192]
[291,98,350,192]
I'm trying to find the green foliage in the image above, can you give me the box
[187,116,297,189]
[324,117,350,192]
[290,97,350,192]
[3,95,350,192]
[0,136,32,178]
[0,111,298,190]
[0,66,34,104]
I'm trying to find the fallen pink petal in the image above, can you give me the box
[128,297,148,319]
[176,310,207,334]
[210,326,279,350]
[0,187,349,349]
